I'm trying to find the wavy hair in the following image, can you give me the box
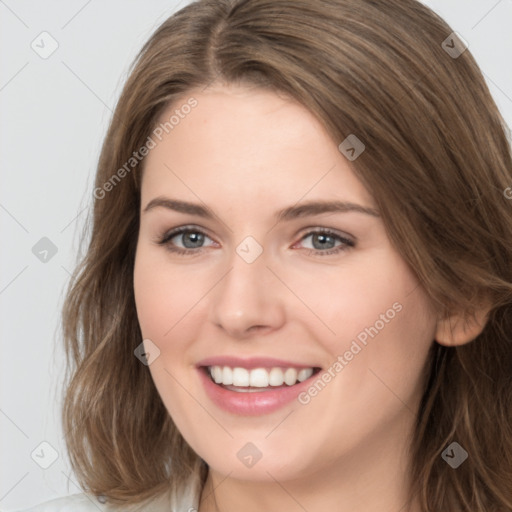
[61,0,512,510]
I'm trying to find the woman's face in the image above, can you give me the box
[133,83,437,482]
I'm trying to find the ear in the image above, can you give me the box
[435,304,491,347]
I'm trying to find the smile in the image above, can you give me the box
[196,357,322,415]
[207,365,317,390]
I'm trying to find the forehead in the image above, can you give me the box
[140,84,374,209]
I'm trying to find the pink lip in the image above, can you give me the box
[196,355,317,370]
[196,358,321,416]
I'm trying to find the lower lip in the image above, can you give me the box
[198,367,317,416]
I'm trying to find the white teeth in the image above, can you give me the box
[207,366,316,388]
[269,367,284,386]
[212,366,223,384]
[249,368,269,387]
[222,366,233,385]
[297,368,314,382]
[284,368,297,386]
[232,367,250,386]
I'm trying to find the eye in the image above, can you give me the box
[156,226,216,255]
[294,228,355,256]
[155,226,355,257]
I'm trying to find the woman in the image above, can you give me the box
[19,0,512,510]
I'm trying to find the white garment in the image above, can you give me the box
[9,494,106,512]
[8,485,200,512]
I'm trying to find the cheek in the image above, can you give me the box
[133,247,207,348]
[133,249,204,422]
[294,251,410,352]
[311,251,436,396]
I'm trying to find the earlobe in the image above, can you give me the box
[435,306,491,347]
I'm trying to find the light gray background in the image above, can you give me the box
[1,1,511,510]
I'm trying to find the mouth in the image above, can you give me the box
[201,365,322,392]
[196,358,322,415]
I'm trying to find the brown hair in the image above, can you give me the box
[61,0,512,510]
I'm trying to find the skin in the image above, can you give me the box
[133,83,485,512]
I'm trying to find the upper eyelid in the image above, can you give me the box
[161,225,215,241]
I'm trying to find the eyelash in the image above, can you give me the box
[155,225,355,257]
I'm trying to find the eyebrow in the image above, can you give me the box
[143,196,380,220]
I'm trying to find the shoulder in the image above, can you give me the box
[10,493,108,512]
[7,481,202,512]
[8,484,200,512]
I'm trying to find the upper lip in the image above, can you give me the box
[196,356,321,370]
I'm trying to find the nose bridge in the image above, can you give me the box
[209,239,285,337]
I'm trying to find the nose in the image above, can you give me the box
[209,245,286,340]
